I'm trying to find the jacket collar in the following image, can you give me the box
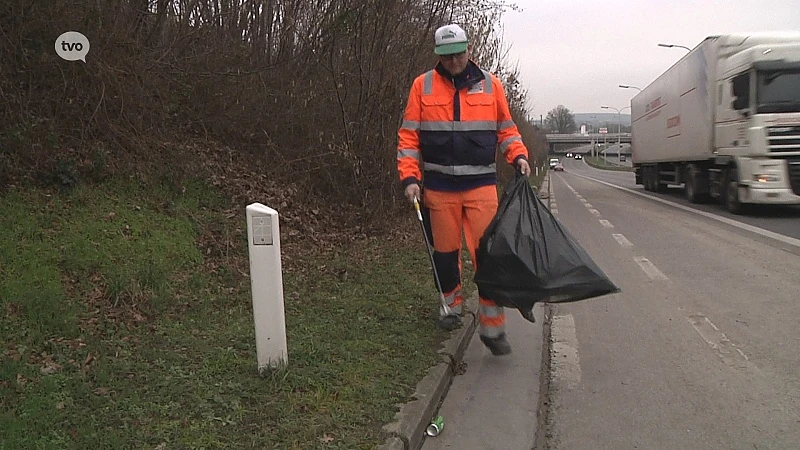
[434,60,485,91]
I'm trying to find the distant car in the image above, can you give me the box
[566,152,573,158]
[549,158,559,169]
[620,155,626,162]
[575,154,583,160]
[554,162,564,171]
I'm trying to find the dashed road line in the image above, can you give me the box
[612,233,633,248]
[569,172,800,251]
[599,220,614,228]
[588,209,601,217]
[634,256,668,280]
[688,314,751,366]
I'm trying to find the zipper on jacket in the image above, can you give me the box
[452,78,461,122]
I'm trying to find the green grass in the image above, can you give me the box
[584,156,634,172]
[0,179,450,449]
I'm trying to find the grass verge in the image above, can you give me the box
[585,156,634,172]
[0,179,451,449]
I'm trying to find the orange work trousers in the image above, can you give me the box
[424,185,505,339]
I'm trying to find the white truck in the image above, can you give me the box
[631,33,800,213]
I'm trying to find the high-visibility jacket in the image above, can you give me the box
[397,61,528,192]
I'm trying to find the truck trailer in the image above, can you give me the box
[631,33,800,213]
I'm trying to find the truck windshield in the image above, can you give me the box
[756,69,800,113]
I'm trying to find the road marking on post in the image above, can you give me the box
[599,220,614,228]
[612,234,634,248]
[688,314,750,365]
[551,314,582,391]
[634,256,668,280]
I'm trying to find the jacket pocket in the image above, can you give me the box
[420,96,452,122]
[464,95,495,107]
[464,94,497,122]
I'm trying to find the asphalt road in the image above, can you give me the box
[560,155,800,242]
[542,163,800,449]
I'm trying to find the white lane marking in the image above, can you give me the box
[688,314,750,363]
[570,173,800,250]
[550,202,557,209]
[584,203,593,208]
[551,314,581,391]
[634,256,668,280]
[579,198,587,203]
[589,209,601,216]
[612,233,633,248]
[552,209,559,215]
[599,220,615,228]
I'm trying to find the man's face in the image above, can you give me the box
[439,49,469,76]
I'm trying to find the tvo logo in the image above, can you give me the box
[55,32,90,62]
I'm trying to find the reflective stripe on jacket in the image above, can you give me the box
[397,61,528,192]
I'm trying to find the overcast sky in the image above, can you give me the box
[500,0,800,119]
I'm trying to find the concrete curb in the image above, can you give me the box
[379,296,479,450]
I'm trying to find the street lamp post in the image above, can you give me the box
[619,84,642,92]
[658,43,691,52]
[601,105,632,161]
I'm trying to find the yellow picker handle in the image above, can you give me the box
[412,197,423,222]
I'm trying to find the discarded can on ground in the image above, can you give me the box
[425,415,445,437]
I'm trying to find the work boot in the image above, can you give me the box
[437,314,462,331]
[480,333,512,356]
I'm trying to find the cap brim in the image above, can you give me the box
[435,42,468,55]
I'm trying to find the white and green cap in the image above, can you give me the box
[434,24,468,55]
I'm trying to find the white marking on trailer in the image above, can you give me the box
[589,209,601,217]
[634,256,668,280]
[599,220,614,228]
[571,173,800,251]
[612,234,633,248]
[551,314,581,391]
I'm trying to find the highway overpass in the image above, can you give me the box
[545,133,631,154]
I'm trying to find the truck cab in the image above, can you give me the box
[716,38,800,210]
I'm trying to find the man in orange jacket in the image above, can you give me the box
[397,24,531,356]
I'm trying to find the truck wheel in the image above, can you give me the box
[685,165,707,203]
[723,169,744,214]
[645,166,655,191]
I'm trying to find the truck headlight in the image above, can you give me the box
[753,173,780,183]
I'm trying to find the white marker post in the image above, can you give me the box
[246,203,288,372]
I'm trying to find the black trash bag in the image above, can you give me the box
[475,172,620,317]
